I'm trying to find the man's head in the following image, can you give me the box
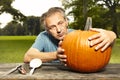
[40,7,68,40]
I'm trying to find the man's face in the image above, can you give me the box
[45,12,68,40]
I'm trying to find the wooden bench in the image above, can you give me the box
[0,63,120,80]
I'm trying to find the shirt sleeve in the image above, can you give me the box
[32,33,45,51]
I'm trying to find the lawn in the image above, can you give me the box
[110,39,120,63]
[0,36,120,63]
[0,36,36,63]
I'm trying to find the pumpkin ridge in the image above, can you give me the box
[73,30,82,71]
[69,30,81,70]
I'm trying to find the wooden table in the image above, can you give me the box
[0,63,120,80]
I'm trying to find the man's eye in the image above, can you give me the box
[58,21,64,25]
[48,25,56,29]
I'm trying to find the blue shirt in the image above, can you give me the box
[32,29,74,52]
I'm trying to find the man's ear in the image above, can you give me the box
[65,18,69,28]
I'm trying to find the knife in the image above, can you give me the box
[84,17,92,30]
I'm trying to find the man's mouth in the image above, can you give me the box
[58,33,64,37]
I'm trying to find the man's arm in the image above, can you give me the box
[24,47,57,63]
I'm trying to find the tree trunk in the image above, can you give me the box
[110,6,119,38]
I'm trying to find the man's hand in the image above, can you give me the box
[57,41,67,66]
[88,28,116,52]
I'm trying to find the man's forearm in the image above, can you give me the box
[24,48,57,63]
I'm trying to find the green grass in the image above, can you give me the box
[0,36,36,63]
[0,36,36,40]
[0,36,120,63]
[110,39,120,63]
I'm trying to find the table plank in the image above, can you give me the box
[0,63,120,80]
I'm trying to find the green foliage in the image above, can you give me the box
[0,16,43,35]
[0,22,25,35]
[61,0,120,38]
[0,0,43,36]
[0,0,26,22]
[23,16,43,35]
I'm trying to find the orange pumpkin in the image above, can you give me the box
[61,30,112,73]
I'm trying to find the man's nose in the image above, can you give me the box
[56,26,61,33]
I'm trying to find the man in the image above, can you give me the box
[24,7,116,65]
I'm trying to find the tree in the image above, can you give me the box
[96,0,120,38]
[0,0,26,22]
[60,0,120,38]
[60,0,95,29]
[1,16,43,35]
[2,22,26,35]
[2,22,16,35]
[13,23,25,35]
[23,16,42,35]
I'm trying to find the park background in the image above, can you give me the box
[0,0,120,63]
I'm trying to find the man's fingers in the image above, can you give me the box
[101,42,110,51]
[57,40,67,66]
[59,58,67,62]
[57,54,67,66]
[57,47,64,54]
[94,40,107,51]
[58,40,63,47]
[57,54,66,59]
[88,28,104,41]
[89,36,103,47]
[88,33,101,41]
[89,28,104,32]
[60,60,67,66]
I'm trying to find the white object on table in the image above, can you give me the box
[29,58,42,75]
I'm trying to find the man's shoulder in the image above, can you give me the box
[36,31,49,39]
[68,29,75,33]
[40,30,47,34]
[37,31,48,36]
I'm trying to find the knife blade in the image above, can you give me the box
[84,17,92,31]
